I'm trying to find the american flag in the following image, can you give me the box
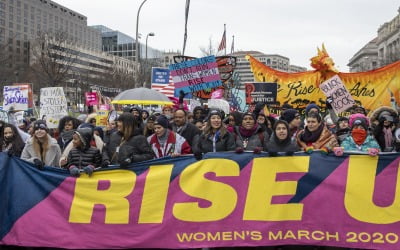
[218,29,226,52]
[151,75,175,98]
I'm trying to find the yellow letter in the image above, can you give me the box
[243,156,309,221]
[139,164,173,223]
[69,170,135,224]
[345,155,400,224]
[173,159,239,222]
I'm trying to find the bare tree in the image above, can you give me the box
[199,37,216,56]
[29,30,77,92]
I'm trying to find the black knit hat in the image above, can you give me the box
[280,109,299,124]
[154,115,169,128]
[207,109,223,120]
[33,120,48,132]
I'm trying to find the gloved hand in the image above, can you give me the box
[286,151,294,156]
[305,146,314,154]
[333,147,344,156]
[33,159,44,170]
[320,147,329,155]
[268,151,278,157]
[235,147,244,154]
[253,147,262,154]
[326,96,333,109]
[368,148,379,156]
[83,165,95,176]
[179,90,185,104]
[101,160,110,168]
[194,152,203,160]
[120,158,132,168]
[69,165,80,177]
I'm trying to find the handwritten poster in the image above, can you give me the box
[2,85,29,111]
[39,87,68,128]
[320,75,355,113]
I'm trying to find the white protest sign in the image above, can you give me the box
[208,99,230,115]
[189,99,202,112]
[2,85,29,111]
[320,75,355,113]
[39,87,68,128]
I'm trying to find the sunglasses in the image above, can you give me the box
[35,124,47,130]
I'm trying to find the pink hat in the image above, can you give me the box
[348,113,370,128]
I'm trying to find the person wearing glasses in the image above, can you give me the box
[21,120,62,169]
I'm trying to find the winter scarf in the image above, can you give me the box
[300,123,324,143]
[239,124,258,138]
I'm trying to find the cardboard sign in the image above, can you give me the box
[2,85,30,111]
[320,75,355,113]
[39,87,68,128]
[245,82,278,104]
[169,55,222,94]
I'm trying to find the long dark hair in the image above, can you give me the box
[3,123,25,156]
[117,113,137,141]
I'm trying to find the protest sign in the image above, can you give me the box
[2,85,29,111]
[320,75,355,113]
[96,109,109,127]
[245,82,278,104]
[151,67,170,84]
[39,87,68,128]
[169,55,222,94]
[211,89,224,99]
[85,92,98,106]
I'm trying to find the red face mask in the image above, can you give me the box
[352,128,367,145]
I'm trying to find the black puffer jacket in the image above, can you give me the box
[192,131,236,154]
[103,130,154,165]
[67,128,102,168]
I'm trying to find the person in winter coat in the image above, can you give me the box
[57,116,81,152]
[148,115,191,158]
[103,113,154,167]
[297,112,339,153]
[335,116,351,145]
[171,109,201,147]
[66,127,103,177]
[280,109,302,142]
[143,114,157,137]
[1,123,25,157]
[192,109,236,159]
[234,112,269,153]
[21,120,62,168]
[266,120,299,154]
[334,114,380,156]
[372,110,398,152]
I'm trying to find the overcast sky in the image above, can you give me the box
[55,0,399,72]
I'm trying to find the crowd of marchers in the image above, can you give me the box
[0,99,399,177]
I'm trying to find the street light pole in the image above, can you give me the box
[145,32,155,61]
[135,0,148,84]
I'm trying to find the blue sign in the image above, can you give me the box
[151,67,170,84]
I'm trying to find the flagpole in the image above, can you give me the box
[231,35,234,54]
[224,24,226,56]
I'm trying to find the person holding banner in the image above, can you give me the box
[335,114,380,156]
[57,116,81,152]
[233,112,269,153]
[192,109,236,160]
[1,123,25,157]
[148,115,191,158]
[103,113,154,167]
[21,120,62,169]
[266,120,299,155]
[297,112,338,153]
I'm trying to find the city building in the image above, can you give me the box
[0,0,136,100]
[229,51,307,86]
[348,7,400,72]
[91,25,163,62]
